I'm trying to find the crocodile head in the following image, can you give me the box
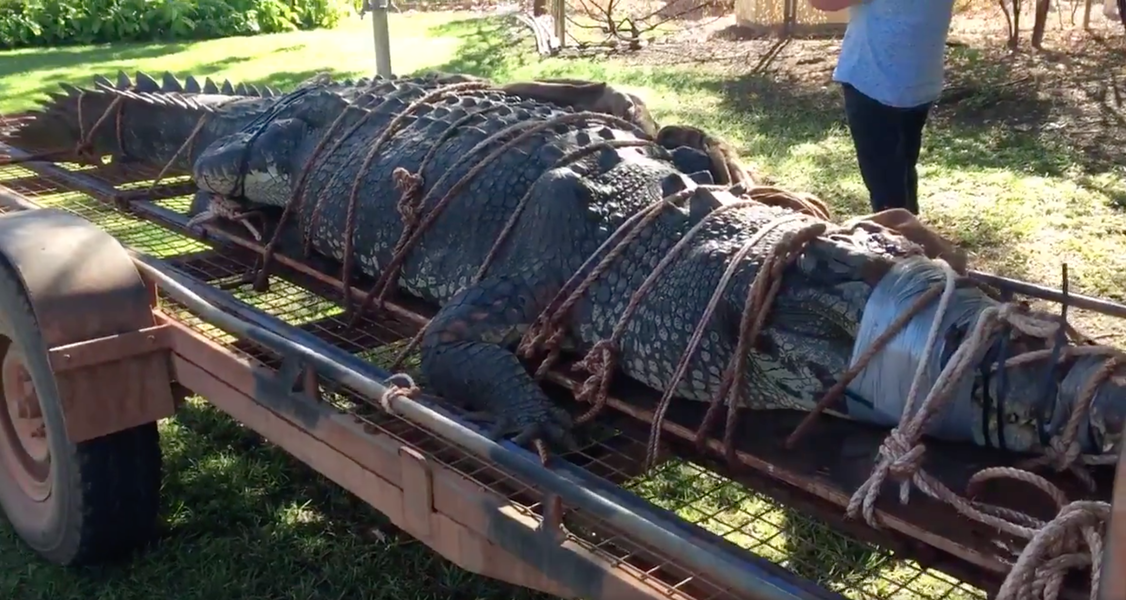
[193,83,352,208]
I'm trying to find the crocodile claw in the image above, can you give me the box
[465,405,577,456]
[506,405,580,455]
[185,194,264,241]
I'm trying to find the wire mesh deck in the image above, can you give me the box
[0,123,989,600]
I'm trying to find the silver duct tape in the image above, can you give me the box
[846,256,1124,456]
[846,257,996,444]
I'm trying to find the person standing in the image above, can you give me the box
[809,0,957,215]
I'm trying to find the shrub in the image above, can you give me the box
[0,0,358,50]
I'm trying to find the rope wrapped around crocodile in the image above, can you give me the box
[8,71,1126,599]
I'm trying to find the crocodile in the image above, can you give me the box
[8,73,1124,463]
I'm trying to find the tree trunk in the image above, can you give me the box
[1031,0,1050,48]
[1010,0,1022,48]
[1118,0,1126,32]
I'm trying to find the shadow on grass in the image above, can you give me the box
[1,56,263,108]
[633,460,891,595]
[422,15,535,80]
[0,401,554,600]
[0,43,190,78]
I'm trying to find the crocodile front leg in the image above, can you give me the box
[421,274,576,454]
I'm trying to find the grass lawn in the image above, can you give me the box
[0,7,1124,600]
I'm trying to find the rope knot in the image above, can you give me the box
[881,428,927,481]
[998,301,1061,339]
[573,339,619,425]
[516,323,545,359]
[393,167,424,225]
[379,373,420,413]
[577,340,617,376]
[1044,435,1083,472]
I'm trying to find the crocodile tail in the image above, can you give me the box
[90,70,280,98]
[7,71,277,167]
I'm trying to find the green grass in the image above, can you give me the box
[1,9,1123,600]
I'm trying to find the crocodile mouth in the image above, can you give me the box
[186,194,265,241]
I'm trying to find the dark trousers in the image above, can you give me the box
[841,83,933,215]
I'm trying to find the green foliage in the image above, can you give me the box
[0,0,356,50]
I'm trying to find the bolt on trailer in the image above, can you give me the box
[0,71,1123,600]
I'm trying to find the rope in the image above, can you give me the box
[317,83,497,312]
[76,95,123,156]
[146,113,210,196]
[387,138,659,372]
[392,104,513,212]
[700,221,831,468]
[300,87,448,255]
[516,189,697,378]
[349,111,647,324]
[256,84,445,288]
[784,281,971,449]
[1018,353,1125,484]
[996,497,1109,600]
[580,207,807,436]
[254,102,371,291]
[823,254,1124,599]
[71,91,125,162]
[732,185,833,221]
[646,214,811,463]
[378,373,421,413]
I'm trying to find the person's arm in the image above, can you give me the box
[808,0,860,11]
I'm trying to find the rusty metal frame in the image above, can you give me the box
[0,158,843,599]
[0,208,176,444]
[128,250,832,600]
[2,120,1120,600]
[3,147,1085,594]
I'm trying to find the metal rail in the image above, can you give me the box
[967,270,1126,319]
[126,251,834,600]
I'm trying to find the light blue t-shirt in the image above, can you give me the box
[832,0,956,108]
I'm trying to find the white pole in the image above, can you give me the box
[369,0,393,77]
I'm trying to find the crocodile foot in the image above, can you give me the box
[462,407,577,453]
[186,194,265,241]
[421,275,580,460]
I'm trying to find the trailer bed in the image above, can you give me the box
[0,112,1092,600]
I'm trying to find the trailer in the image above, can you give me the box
[0,111,1122,600]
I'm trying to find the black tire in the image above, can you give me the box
[0,261,162,566]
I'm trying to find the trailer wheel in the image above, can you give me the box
[0,211,164,567]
